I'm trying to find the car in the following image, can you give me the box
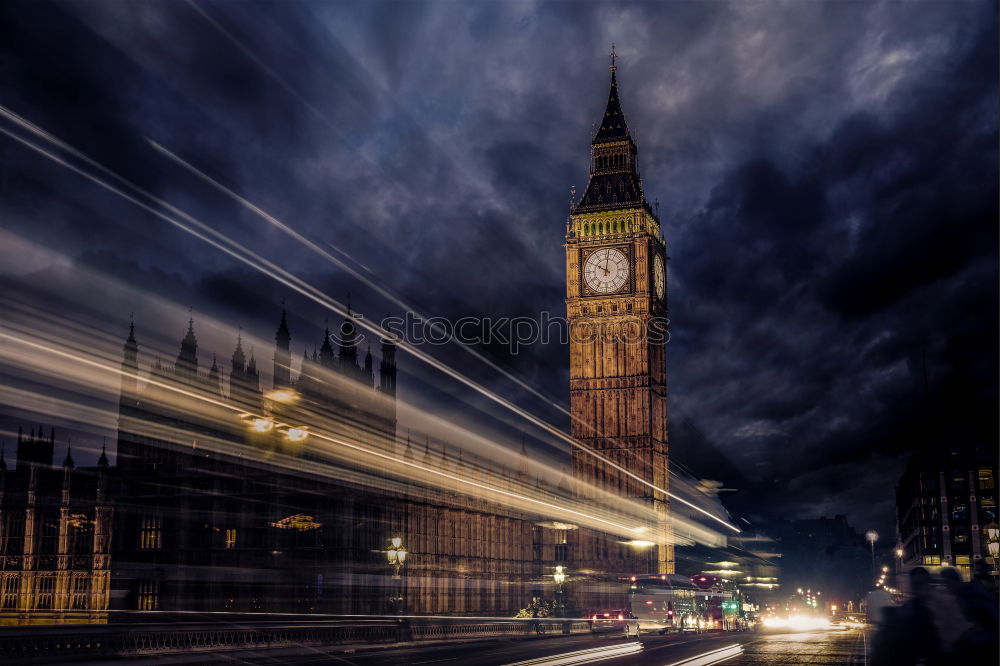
[588,609,641,638]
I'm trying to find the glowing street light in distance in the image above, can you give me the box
[251,417,274,433]
[265,388,299,403]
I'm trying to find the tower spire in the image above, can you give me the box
[176,312,199,380]
[274,306,292,388]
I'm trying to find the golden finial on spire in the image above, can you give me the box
[610,43,617,73]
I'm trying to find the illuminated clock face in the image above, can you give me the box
[584,248,629,294]
[653,253,665,300]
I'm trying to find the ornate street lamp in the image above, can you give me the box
[386,536,408,579]
[984,522,1000,581]
[553,565,568,621]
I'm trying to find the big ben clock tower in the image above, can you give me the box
[566,49,673,576]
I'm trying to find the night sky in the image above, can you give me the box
[0,0,996,541]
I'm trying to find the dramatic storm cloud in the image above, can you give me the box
[0,0,996,537]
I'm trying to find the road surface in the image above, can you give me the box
[105,626,870,665]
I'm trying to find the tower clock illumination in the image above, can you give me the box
[584,247,629,293]
[653,253,665,300]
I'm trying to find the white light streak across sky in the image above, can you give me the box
[0,103,738,537]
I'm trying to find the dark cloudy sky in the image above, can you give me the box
[1,0,996,539]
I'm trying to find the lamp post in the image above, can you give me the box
[866,530,879,584]
[553,565,567,617]
[386,536,408,613]
[984,522,1000,582]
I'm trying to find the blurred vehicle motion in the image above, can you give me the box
[588,610,640,637]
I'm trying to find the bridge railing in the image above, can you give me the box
[0,615,595,662]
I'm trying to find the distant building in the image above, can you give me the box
[768,515,869,605]
[0,428,112,624]
[895,443,997,580]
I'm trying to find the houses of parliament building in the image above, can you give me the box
[0,56,675,624]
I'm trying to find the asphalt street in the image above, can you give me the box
[107,627,870,665]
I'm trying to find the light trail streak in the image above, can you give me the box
[148,137,703,517]
[0,289,719,545]
[147,138,588,456]
[663,644,744,666]
[0,331,656,539]
[503,642,643,666]
[0,105,738,534]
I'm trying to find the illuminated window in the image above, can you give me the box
[137,579,160,610]
[980,469,994,490]
[923,555,941,565]
[955,555,970,565]
[0,574,20,610]
[139,515,162,550]
[225,529,238,549]
[35,574,54,610]
[70,575,89,610]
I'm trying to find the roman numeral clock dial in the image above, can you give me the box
[583,247,629,294]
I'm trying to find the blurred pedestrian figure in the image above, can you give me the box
[870,567,942,666]
[938,566,999,662]
[925,568,974,656]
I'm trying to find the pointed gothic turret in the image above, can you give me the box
[572,45,652,226]
[207,354,222,397]
[98,439,109,467]
[121,316,139,404]
[319,322,335,369]
[593,50,629,143]
[364,346,373,386]
[230,332,260,407]
[338,301,359,372]
[16,424,54,468]
[379,318,397,398]
[273,307,291,388]
[175,315,199,382]
[403,430,414,463]
[232,332,246,373]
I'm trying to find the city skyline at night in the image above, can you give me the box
[0,1,996,661]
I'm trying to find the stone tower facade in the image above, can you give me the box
[566,52,673,577]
